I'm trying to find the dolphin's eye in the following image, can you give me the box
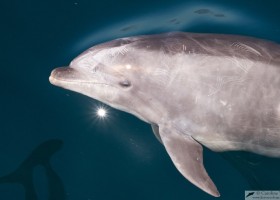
[119,80,131,88]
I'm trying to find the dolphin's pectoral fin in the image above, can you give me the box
[158,125,220,197]
[151,124,163,144]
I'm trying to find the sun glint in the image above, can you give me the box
[96,107,107,118]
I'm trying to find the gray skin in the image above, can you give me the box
[49,32,280,197]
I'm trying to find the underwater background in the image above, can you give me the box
[1,0,280,199]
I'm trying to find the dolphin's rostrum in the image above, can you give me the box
[50,32,280,197]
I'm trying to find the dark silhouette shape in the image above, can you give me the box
[194,9,212,15]
[120,25,137,32]
[221,151,280,190]
[0,139,65,200]
[194,8,226,18]
[169,18,177,23]
[168,18,181,25]
[246,192,255,198]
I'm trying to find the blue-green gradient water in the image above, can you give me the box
[1,0,280,199]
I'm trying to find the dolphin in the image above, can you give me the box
[0,139,65,200]
[49,32,280,197]
[221,151,280,190]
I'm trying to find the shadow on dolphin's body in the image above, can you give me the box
[0,139,65,200]
[220,151,280,190]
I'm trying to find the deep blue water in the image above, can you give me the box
[1,0,280,199]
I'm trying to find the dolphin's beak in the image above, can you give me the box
[49,67,83,86]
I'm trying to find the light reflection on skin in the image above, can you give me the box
[125,64,132,69]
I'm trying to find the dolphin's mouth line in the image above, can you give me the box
[49,76,114,87]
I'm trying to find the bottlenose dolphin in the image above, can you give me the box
[49,32,280,197]
[221,151,280,190]
[0,140,65,200]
